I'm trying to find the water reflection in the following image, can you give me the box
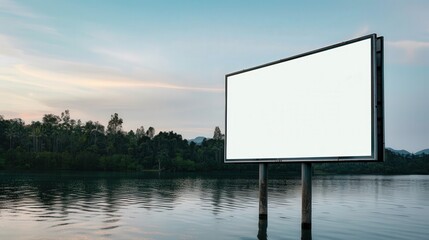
[0,172,264,238]
[257,219,267,240]
[0,173,428,240]
[301,228,312,240]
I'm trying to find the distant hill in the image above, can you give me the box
[386,148,412,156]
[386,147,429,156]
[187,136,207,145]
[416,149,429,156]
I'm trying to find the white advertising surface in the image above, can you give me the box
[226,36,377,162]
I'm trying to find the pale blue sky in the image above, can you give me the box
[0,0,428,152]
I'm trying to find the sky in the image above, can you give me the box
[0,0,428,152]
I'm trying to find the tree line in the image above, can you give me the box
[0,111,225,171]
[0,111,428,173]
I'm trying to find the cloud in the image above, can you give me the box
[89,46,170,74]
[389,40,429,52]
[0,0,42,18]
[91,48,143,64]
[388,40,429,64]
[2,61,224,138]
[0,34,24,57]
[15,64,223,93]
[21,23,60,36]
[0,6,226,138]
[0,33,222,94]
[0,29,223,138]
[352,26,371,38]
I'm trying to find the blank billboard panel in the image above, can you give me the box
[225,34,383,163]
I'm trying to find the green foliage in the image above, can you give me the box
[313,151,429,175]
[107,113,123,135]
[99,154,139,171]
[172,154,196,171]
[0,112,428,173]
[0,156,5,170]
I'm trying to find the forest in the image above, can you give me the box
[0,110,428,174]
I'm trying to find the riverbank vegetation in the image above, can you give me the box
[0,111,428,174]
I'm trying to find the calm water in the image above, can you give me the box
[0,172,428,240]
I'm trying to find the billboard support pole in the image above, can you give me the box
[259,163,268,219]
[301,162,312,229]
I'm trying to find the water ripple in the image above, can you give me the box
[0,173,428,240]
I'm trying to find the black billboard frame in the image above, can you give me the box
[225,34,384,164]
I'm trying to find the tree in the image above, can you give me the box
[156,149,168,171]
[30,121,42,152]
[5,118,25,149]
[57,110,72,152]
[0,115,8,150]
[213,126,223,140]
[136,126,146,139]
[146,127,155,139]
[83,120,104,148]
[107,113,123,135]
[42,114,61,151]
[61,110,71,126]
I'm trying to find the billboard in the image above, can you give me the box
[225,34,384,163]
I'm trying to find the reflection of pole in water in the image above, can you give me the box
[301,228,312,240]
[258,163,268,240]
[259,163,268,219]
[257,219,268,240]
[301,163,312,229]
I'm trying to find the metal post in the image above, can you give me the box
[259,163,268,219]
[301,162,312,229]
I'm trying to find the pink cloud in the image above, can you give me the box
[388,40,429,64]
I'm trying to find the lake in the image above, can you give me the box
[0,172,428,240]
